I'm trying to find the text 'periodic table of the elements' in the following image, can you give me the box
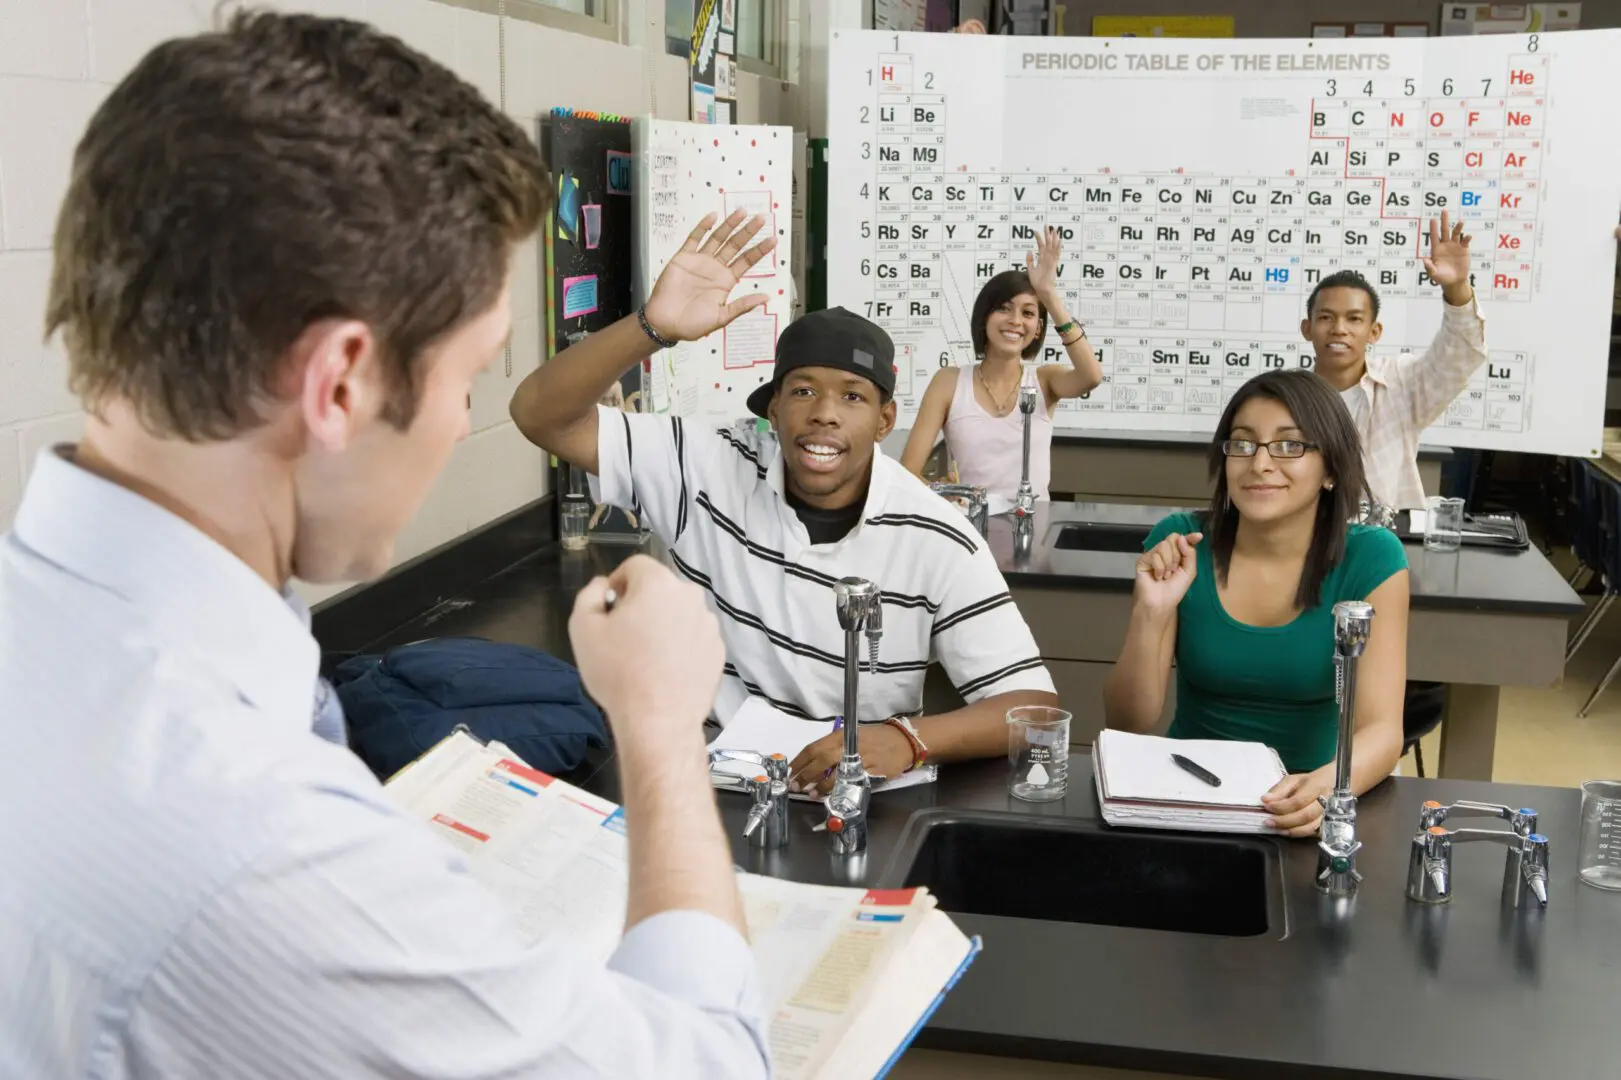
[827,30,1621,456]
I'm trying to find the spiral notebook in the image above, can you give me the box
[1093,730,1286,834]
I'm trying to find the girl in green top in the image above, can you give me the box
[1104,369,1410,837]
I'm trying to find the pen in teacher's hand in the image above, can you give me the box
[1171,753,1222,787]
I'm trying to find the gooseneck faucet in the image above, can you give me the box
[826,578,882,855]
[1318,601,1373,896]
[1014,364,1039,523]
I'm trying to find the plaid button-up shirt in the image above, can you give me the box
[1337,295,1488,509]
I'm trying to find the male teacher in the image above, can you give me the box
[0,12,767,1077]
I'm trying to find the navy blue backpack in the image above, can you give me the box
[332,637,608,782]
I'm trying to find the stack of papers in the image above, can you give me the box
[1093,729,1286,834]
[708,696,938,801]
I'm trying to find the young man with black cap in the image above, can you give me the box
[512,211,1058,794]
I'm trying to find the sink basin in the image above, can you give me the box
[884,809,1285,938]
[1050,522,1150,554]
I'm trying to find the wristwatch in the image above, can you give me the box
[883,715,929,773]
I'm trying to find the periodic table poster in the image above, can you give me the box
[631,118,796,426]
[828,30,1621,457]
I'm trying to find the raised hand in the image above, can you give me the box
[1025,225,1063,301]
[1134,531,1201,614]
[642,210,778,344]
[1421,210,1473,294]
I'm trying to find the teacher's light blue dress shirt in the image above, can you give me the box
[0,446,767,1079]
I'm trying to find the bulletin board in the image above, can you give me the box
[541,110,636,361]
[828,28,1621,457]
[632,119,796,426]
[540,111,647,543]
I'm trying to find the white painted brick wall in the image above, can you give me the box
[0,1,700,608]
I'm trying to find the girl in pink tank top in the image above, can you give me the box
[900,228,1105,503]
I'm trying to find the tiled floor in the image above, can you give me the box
[1461,560,1621,788]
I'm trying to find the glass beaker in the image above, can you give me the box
[1007,705,1071,802]
[1425,496,1464,553]
[1578,779,1621,890]
[560,498,591,552]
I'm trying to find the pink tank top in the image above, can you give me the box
[942,364,1053,503]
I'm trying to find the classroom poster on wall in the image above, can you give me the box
[875,0,927,33]
[1092,15,1235,38]
[1441,4,1581,35]
[828,28,1621,457]
[789,132,809,319]
[632,119,796,426]
[690,0,719,123]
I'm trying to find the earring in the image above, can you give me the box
[1325,480,1335,490]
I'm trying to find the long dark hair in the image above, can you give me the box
[1204,369,1369,610]
[970,270,1047,360]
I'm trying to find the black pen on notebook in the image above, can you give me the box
[1171,753,1222,788]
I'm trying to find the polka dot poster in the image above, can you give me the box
[633,118,795,427]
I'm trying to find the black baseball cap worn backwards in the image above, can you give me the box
[745,306,897,419]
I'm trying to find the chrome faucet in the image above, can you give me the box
[1318,601,1372,896]
[1419,799,1538,838]
[1406,826,1551,909]
[707,748,790,849]
[1014,365,1039,523]
[1406,799,1547,908]
[742,770,790,849]
[826,578,882,855]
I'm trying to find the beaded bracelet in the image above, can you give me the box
[638,304,677,349]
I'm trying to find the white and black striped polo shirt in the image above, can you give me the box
[589,405,1055,726]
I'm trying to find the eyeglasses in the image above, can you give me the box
[1222,439,1319,459]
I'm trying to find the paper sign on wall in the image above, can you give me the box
[633,119,795,425]
[562,274,598,319]
[1441,4,1581,35]
[1092,15,1235,37]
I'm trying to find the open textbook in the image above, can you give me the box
[708,696,938,800]
[383,728,980,1080]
